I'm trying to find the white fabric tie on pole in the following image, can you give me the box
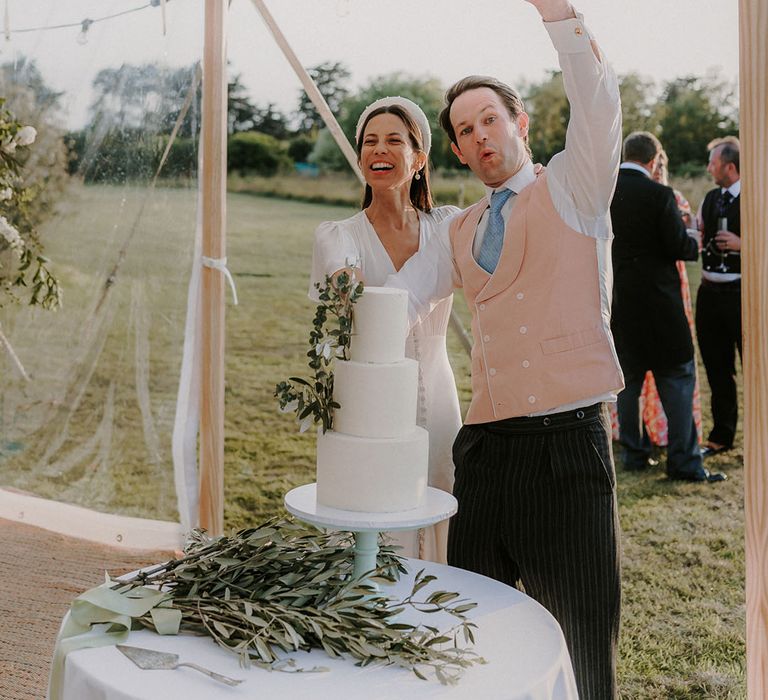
[201,255,238,306]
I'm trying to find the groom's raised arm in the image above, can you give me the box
[531,0,622,238]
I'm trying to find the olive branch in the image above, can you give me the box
[117,518,485,684]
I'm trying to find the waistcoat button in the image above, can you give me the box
[516,292,524,300]
[484,335,490,342]
[478,303,486,311]
[542,417,552,426]
[489,368,497,376]
[520,326,527,334]
[522,360,530,368]
[528,395,536,404]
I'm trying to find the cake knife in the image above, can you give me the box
[116,644,243,686]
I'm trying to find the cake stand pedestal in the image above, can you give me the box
[284,484,457,583]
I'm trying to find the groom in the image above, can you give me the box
[388,1,624,697]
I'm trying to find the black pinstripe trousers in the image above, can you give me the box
[448,403,621,699]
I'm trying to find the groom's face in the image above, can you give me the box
[449,87,529,188]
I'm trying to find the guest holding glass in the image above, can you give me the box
[309,97,461,563]
[696,136,742,457]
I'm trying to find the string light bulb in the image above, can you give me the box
[76,18,93,45]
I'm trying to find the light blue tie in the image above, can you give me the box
[477,188,514,273]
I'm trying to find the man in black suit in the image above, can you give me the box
[696,137,741,457]
[610,131,725,482]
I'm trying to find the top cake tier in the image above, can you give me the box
[350,286,410,364]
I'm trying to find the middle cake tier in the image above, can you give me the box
[333,357,418,438]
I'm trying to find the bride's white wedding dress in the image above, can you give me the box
[309,206,462,563]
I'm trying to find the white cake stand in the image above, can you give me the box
[284,484,457,584]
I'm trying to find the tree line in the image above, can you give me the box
[221,61,738,178]
[3,58,739,185]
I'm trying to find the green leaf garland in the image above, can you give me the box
[274,271,363,433]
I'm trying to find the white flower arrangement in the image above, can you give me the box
[0,215,24,253]
[14,125,37,147]
[0,99,60,310]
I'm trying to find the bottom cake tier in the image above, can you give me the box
[316,427,429,512]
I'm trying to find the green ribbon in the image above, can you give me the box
[47,579,180,700]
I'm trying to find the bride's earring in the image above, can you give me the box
[414,171,421,181]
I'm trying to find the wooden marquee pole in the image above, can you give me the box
[199,0,227,536]
[739,0,768,694]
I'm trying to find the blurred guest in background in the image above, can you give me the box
[609,150,703,451]
[696,136,742,457]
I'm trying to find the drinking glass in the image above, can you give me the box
[717,216,728,271]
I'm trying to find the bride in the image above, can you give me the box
[309,97,461,563]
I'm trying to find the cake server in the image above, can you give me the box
[116,644,243,686]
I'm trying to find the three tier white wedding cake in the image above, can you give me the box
[316,287,428,512]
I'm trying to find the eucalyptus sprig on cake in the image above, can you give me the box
[104,518,484,684]
[275,271,364,433]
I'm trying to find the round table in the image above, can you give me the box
[60,559,578,700]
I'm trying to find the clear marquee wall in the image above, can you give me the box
[0,2,205,544]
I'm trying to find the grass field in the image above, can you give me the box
[1,184,746,697]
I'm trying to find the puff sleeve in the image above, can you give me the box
[308,220,361,301]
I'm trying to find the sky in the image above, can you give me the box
[2,0,740,129]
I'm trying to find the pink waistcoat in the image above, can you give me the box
[450,173,624,424]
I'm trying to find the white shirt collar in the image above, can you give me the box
[483,160,536,204]
[723,179,741,198]
[619,161,652,177]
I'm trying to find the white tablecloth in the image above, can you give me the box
[60,559,577,700]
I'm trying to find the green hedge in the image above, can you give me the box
[228,131,292,177]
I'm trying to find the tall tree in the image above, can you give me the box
[88,63,199,136]
[523,71,569,164]
[656,73,739,173]
[251,103,290,139]
[619,72,656,136]
[296,61,351,135]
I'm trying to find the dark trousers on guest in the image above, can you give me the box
[695,280,742,447]
[617,359,702,478]
[448,404,621,700]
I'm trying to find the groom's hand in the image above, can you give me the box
[525,0,577,21]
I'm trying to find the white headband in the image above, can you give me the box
[354,96,432,155]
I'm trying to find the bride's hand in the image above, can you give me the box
[332,267,364,302]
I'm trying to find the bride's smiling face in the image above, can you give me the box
[359,113,425,192]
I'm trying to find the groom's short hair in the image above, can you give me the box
[439,76,527,148]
